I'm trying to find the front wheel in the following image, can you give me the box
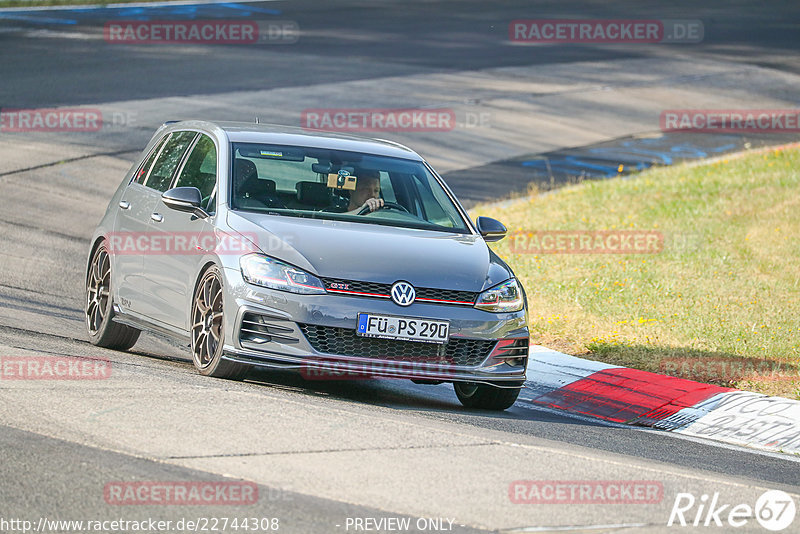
[190,266,249,380]
[453,382,522,411]
[86,241,140,350]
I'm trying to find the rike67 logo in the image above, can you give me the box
[668,490,796,531]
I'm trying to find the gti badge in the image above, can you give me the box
[390,281,415,306]
[329,282,350,290]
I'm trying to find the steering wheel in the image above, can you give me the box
[357,201,410,215]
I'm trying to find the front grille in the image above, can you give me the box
[299,324,496,367]
[321,278,477,305]
[416,287,476,304]
[324,279,389,297]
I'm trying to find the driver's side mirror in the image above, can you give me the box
[476,216,507,242]
[162,187,209,218]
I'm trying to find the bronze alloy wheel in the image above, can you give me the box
[190,266,249,380]
[86,245,111,335]
[191,268,224,369]
[85,241,140,350]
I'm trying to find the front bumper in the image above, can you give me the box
[220,267,529,386]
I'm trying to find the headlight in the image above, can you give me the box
[474,278,524,312]
[240,254,326,295]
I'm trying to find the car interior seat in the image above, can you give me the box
[234,159,284,208]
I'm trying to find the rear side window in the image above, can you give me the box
[144,131,197,192]
[134,134,169,185]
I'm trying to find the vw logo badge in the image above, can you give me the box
[390,281,416,306]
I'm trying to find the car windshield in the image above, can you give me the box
[229,142,470,233]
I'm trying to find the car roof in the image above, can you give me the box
[166,120,424,161]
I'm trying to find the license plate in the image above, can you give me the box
[356,313,449,344]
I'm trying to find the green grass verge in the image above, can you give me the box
[471,145,800,399]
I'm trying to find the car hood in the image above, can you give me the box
[227,211,513,291]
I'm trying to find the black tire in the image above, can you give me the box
[86,242,141,350]
[190,266,249,380]
[453,382,522,411]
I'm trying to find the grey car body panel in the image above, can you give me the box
[226,211,511,291]
[90,120,529,386]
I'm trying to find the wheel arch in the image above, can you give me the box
[86,236,107,280]
[192,261,221,295]
[188,260,222,325]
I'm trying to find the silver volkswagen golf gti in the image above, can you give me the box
[86,120,529,410]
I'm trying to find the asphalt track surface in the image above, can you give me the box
[1,1,799,533]
[2,0,800,106]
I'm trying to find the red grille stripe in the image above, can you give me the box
[326,289,390,298]
[416,297,473,305]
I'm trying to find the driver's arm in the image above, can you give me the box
[345,197,384,215]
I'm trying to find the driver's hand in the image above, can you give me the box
[361,198,384,213]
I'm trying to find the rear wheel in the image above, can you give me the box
[454,382,522,411]
[85,241,140,350]
[191,266,249,380]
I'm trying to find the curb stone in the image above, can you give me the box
[525,346,800,455]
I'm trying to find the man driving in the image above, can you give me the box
[345,170,384,214]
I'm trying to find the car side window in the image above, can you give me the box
[134,134,169,185]
[174,134,217,202]
[144,131,197,193]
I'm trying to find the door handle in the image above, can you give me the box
[119,200,130,210]
[150,213,163,223]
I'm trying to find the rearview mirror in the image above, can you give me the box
[476,216,507,242]
[162,187,208,218]
[312,162,333,174]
